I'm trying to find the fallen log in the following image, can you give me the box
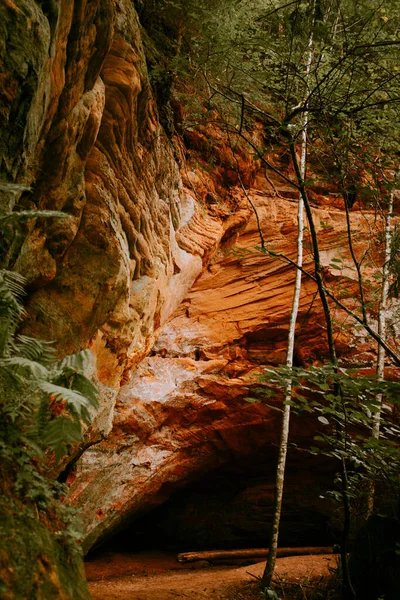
[177,546,333,564]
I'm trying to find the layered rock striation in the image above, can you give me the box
[1,0,245,441]
[69,188,389,552]
[1,0,398,580]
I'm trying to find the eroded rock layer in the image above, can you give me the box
[1,0,398,573]
[1,0,243,443]
[69,188,389,552]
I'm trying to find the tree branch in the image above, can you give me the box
[260,246,400,365]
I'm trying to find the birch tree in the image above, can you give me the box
[154,0,400,595]
[261,13,313,587]
[366,190,395,516]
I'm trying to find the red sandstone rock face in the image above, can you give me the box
[1,0,398,556]
[69,188,397,552]
[1,0,241,440]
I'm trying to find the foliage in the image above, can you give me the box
[0,195,100,586]
[140,2,400,596]
[155,3,400,596]
[0,266,100,572]
[246,363,400,596]
[151,0,400,206]
[0,181,71,270]
[254,364,400,497]
[0,268,99,462]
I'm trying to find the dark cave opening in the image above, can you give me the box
[89,448,338,558]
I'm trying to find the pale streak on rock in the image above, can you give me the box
[70,190,390,552]
[2,0,398,560]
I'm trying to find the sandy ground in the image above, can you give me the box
[86,551,337,600]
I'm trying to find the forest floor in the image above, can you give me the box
[86,550,338,600]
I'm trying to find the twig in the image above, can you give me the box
[237,173,265,250]
[260,246,400,365]
[246,571,262,581]
[224,126,266,250]
[264,168,284,199]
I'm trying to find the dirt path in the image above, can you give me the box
[86,551,337,600]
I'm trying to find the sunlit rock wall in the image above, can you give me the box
[1,0,242,442]
[70,186,390,552]
[1,0,398,560]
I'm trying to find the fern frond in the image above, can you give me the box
[0,262,100,461]
[57,349,94,372]
[0,210,71,227]
[0,270,26,298]
[0,357,50,380]
[67,373,99,407]
[42,417,83,461]
[15,335,57,364]
[0,270,27,355]
[0,182,31,194]
[39,382,96,415]
[19,435,44,458]
[79,404,92,426]
[0,271,26,319]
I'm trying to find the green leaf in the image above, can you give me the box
[318,416,330,425]
[42,417,82,448]
[318,383,330,391]
[39,382,95,415]
[57,349,94,373]
[0,357,50,380]
[69,373,99,407]
[15,335,56,363]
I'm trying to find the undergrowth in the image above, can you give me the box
[0,188,98,597]
[225,575,341,600]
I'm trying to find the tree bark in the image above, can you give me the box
[261,8,313,586]
[177,546,333,564]
[367,192,394,516]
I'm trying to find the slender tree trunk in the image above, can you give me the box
[340,454,356,600]
[261,158,304,587]
[289,138,357,600]
[367,192,394,515]
[373,193,393,438]
[261,17,313,587]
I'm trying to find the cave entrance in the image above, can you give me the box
[92,448,336,557]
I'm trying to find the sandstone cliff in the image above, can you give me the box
[0,1,397,596]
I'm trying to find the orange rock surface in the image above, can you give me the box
[1,0,398,557]
[69,186,398,551]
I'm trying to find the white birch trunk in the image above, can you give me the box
[262,23,313,588]
[367,192,394,515]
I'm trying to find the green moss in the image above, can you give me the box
[0,497,90,600]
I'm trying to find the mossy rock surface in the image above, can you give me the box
[0,497,90,600]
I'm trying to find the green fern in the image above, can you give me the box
[42,417,84,463]
[39,382,98,418]
[57,348,94,372]
[0,356,50,380]
[0,270,27,357]
[59,371,99,412]
[0,266,100,460]
[14,335,56,364]
[0,210,71,227]
[0,198,101,559]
